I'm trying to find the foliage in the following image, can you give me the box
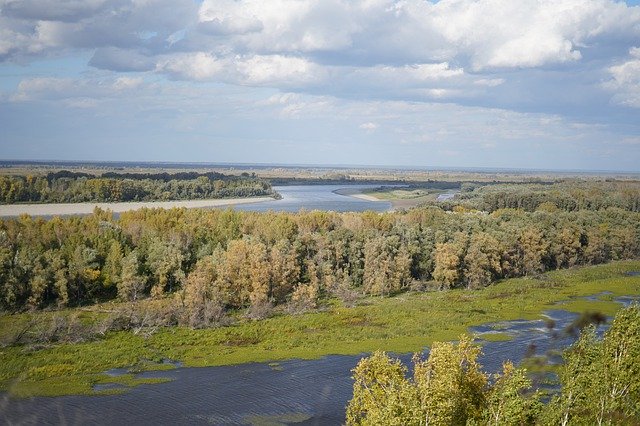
[0,187,638,313]
[0,171,275,204]
[347,305,640,426]
[0,261,638,397]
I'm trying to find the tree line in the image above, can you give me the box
[445,180,640,213]
[346,304,640,425]
[0,171,275,204]
[0,195,637,318]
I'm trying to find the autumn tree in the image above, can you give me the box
[463,232,503,289]
[182,254,225,327]
[516,227,549,276]
[433,233,467,289]
[118,250,145,302]
[346,351,420,425]
[269,239,301,303]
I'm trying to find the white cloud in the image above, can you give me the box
[605,47,640,108]
[236,55,325,86]
[359,122,378,132]
[158,53,326,87]
[1,0,640,158]
[158,52,226,81]
[11,76,148,102]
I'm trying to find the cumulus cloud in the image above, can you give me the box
[1,0,640,130]
[0,0,109,22]
[11,76,146,102]
[606,47,640,108]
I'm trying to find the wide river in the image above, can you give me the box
[0,185,392,218]
[3,295,638,425]
[235,185,392,213]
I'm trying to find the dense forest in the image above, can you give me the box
[444,180,640,213]
[0,181,638,323]
[346,305,640,425]
[0,171,276,204]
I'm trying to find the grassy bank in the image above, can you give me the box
[361,187,450,209]
[1,260,639,397]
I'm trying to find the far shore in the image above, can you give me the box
[334,186,427,211]
[0,196,275,217]
[332,187,382,202]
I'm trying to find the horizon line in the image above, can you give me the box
[1,158,639,176]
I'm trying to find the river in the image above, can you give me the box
[235,185,392,213]
[0,185,392,218]
[2,295,636,426]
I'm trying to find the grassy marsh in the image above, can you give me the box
[1,260,638,397]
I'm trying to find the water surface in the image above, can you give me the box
[5,295,637,426]
[234,185,391,213]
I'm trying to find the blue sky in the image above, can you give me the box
[1,0,639,171]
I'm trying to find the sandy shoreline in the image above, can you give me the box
[0,197,274,217]
[332,188,381,202]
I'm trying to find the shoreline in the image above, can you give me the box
[332,187,382,202]
[0,261,638,398]
[0,196,275,217]
[334,186,426,211]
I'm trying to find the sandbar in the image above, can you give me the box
[0,197,274,217]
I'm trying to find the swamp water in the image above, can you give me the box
[1,295,638,425]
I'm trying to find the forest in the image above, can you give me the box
[444,180,640,213]
[346,304,640,425]
[0,178,638,329]
[0,171,276,204]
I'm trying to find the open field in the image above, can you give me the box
[0,197,274,217]
[1,260,638,397]
[4,161,638,183]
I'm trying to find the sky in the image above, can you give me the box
[0,0,639,172]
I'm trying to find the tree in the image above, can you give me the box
[102,240,123,290]
[433,234,467,289]
[463,233,503,289]
[347,351,420,426]
[363,235,412,296]
[413,335,487,425]
[269,239,301,303]
[146,239,185,298]
[182,255,224,327]
[547,305,640,425]
[481,362,541,425]
[216,239,270,309]
[517,227,549,275]
[118,250,145,302]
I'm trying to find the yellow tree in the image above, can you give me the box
[433,234,467,289]
[347,351,420,426]
[463,232,503,289]
[413,335,487,425]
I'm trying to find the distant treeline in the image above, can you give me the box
[0,171,276,204]
[1,190,637,318]
[435,180,640,213]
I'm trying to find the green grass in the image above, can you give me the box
[1,260,639,397]
[363,188,438,201]
[476,332,514,342]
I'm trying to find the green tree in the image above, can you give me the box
[118,250,145,302]
[413,335,487,425]
[547,305,640,425]
[481,362,541,425]
[347,351,420,426]
[102,240,123,289]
